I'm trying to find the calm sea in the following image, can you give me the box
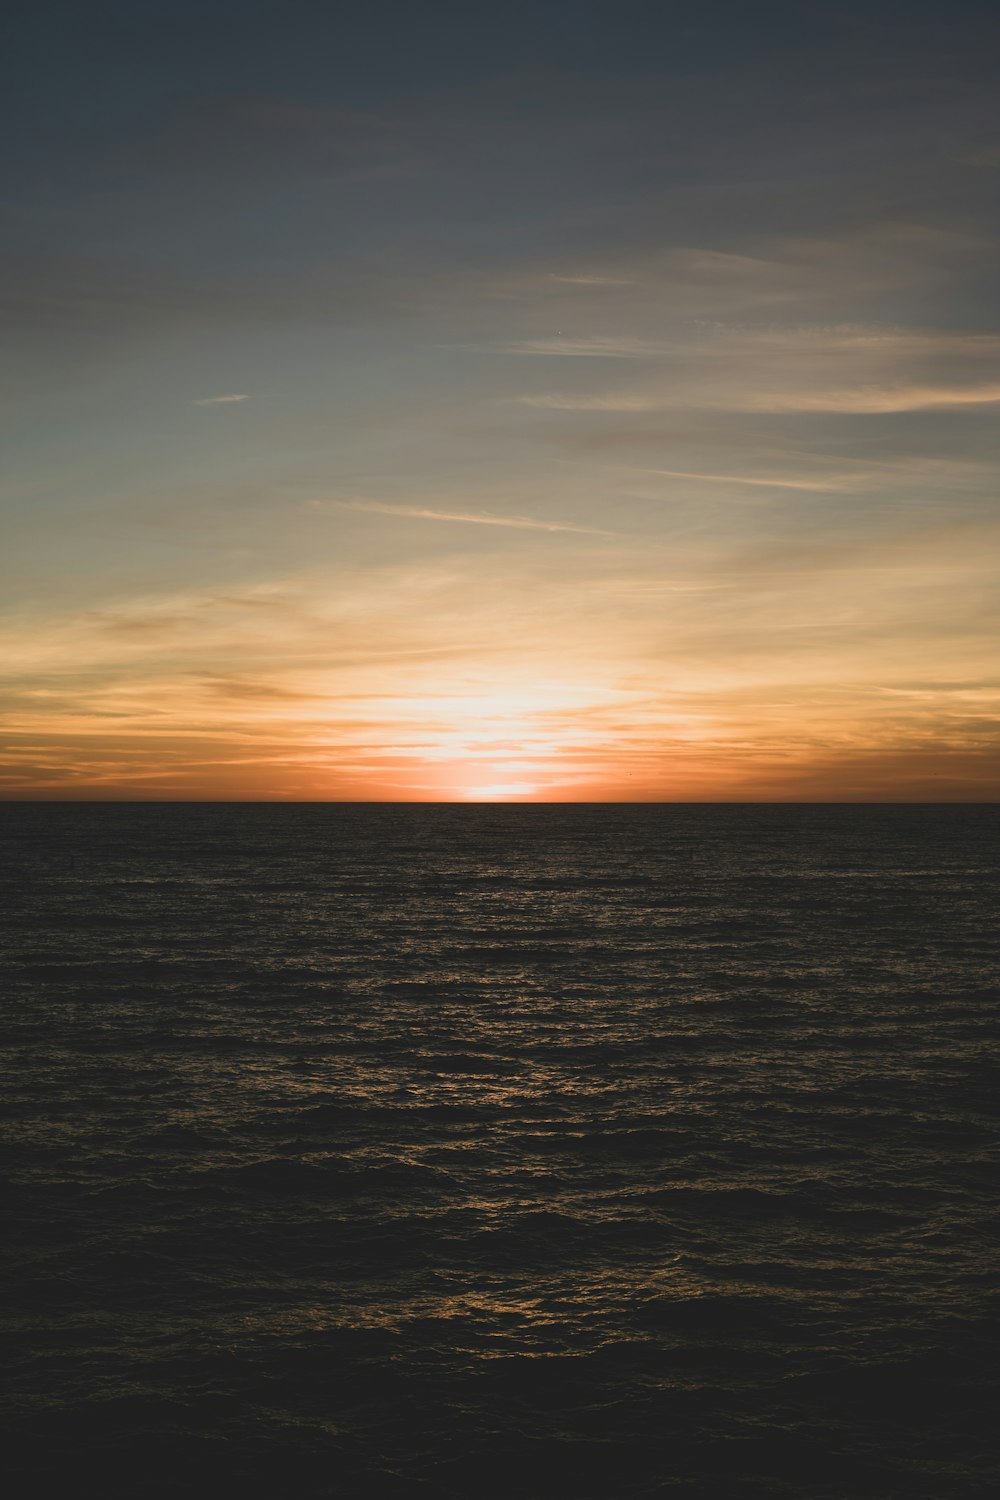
[2,804,998,1497]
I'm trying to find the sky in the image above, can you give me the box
[2,0,999,801]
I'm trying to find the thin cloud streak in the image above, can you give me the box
[511,324,1000,417]
[752,383,1000,413]
[329,499,619,536]
[495,337,666,358]
[195,394,250,405]
[637,468,872,493]
[547,275,638,287]
[517,383,1000,416]
[517,393,658,411]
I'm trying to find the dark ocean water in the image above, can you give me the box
[1,803,998,1499]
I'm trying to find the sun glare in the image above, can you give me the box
[462,781,538,800]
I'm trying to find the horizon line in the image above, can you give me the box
[2,798,997,808]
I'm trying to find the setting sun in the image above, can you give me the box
[461,781,539,800]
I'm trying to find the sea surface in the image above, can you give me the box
[2,803,998,1498]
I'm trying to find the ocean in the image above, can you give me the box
[2,803,998,1497]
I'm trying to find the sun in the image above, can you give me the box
[462,781,538,800]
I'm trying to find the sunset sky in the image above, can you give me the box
[3,0,999,800]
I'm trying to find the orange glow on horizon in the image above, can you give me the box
[2,532,998,802]
[461,782,539,800]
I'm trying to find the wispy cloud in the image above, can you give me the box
[636,468,872,493]
[517,392,661,410]
[509,326,1000,416]
[546,274,638,287]
[195,393,250,405]
[328,499,618,536]
[497,337,664,358]
[762,382,1000,413]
